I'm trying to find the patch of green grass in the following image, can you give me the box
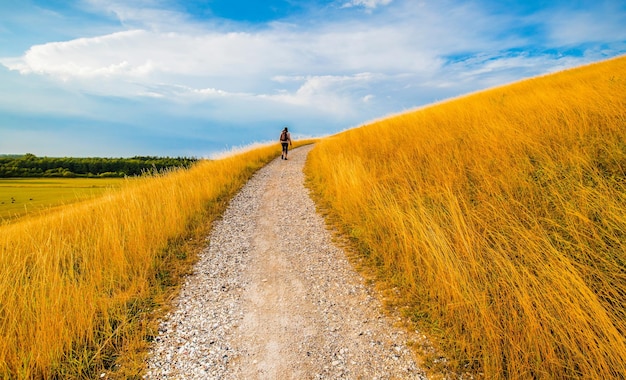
[0,178,127,221]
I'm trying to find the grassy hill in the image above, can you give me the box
[305,55,626,378]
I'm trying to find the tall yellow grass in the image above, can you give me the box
[305,56,626,378]
[0,141,311,378]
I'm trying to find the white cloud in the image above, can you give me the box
[3,30,154,78]
[3,1,476,80]
[262,73,382,116]
[342,0,393,10]
[0,9,450,105]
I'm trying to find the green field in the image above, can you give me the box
[0,178,126,221]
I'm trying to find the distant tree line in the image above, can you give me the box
[0,153,198,178]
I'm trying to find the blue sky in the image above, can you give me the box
[1,0,625,157]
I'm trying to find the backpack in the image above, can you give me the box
[280,130,288,141]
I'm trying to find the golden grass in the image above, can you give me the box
[305,56,626,378]
[0,141,312,379]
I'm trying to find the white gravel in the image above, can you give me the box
[144,145,427,379]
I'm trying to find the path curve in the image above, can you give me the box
[145,145,426,379]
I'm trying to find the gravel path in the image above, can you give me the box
[144,145,427,379]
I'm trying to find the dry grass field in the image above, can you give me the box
[0,141,312,378]
[305,55,626,378]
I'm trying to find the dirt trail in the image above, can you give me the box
[145,145,426,379]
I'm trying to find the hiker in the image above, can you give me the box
[279,127,292,160]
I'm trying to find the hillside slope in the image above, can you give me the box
[306,55,626,378]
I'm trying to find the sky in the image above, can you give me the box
[0,0,625,158]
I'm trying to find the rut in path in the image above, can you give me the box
[145,145,427,379]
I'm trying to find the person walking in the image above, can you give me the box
[279,127,292,160]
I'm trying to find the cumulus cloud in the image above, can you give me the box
[4,30,157,79]
[2,1,479,97]
[0,7,452,105]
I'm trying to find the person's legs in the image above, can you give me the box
[281,143,288,159]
